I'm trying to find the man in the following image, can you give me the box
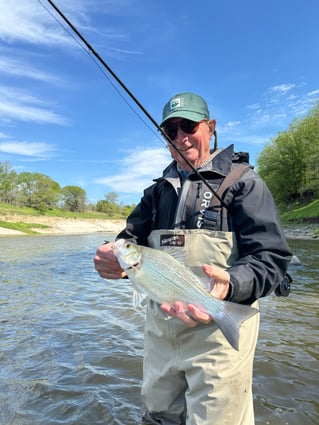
[94,92,292,424]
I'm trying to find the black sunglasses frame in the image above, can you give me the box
[161,119,203,141]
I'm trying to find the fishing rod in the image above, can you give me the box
[44,0,228,208]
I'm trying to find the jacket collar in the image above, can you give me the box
[159,144,235,181]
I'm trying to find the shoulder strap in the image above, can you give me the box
[200,163,250,230]
[211,163,249,208]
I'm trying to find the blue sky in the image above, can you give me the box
[0,0,318,205]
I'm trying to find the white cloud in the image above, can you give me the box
[0,0,142,128]
[0,0,141,51]
[95,147,171,194]
[270,84,295,94]
[247,103,260,110]
[0,1,72,47]
[221,121,241,132]
[0,57,64,85]
[233,134,274,147]
[245,82,319,129]
[0,141,55,159]
[0,86,68,125]
[308,89,319,97]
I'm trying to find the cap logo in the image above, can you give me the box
[170,97,184,110]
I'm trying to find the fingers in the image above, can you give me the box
[160,301,212,327]
[96,268,127,280]
[94,241,126,279]
[160,263,232,327]
[202,263,230,300]
[202,263,229,282]
[188,304,212,324]
[161,301,198,327]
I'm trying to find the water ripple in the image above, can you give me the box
[0,234,318,424]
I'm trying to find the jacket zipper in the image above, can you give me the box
[174,179,191,228]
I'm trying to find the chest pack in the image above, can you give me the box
[150,151,251,232]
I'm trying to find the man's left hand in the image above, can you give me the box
[160,263,230,327]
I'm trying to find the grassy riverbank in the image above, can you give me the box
[280,199,319,224]
[279,199,319,239]
[0,203,125,235]
[0,201,318,237]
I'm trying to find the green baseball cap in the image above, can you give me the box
[161,92,210,125]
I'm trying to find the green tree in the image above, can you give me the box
[96,199,118,216]
[96,192,126,216]
[292,104,319,195]
[17,172,61,211]
[61,185,87,212]
[257,103,319,206]
[105,191,120,204]
[0,161,18,204]
[122,204,135,217]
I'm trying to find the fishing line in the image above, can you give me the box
[38,0,158,140]
[42,0,228,207]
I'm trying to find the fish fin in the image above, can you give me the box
[132,289,147,308]
[212,302,259,351]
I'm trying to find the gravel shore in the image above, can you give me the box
[283,224,318,240]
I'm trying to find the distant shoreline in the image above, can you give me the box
[283,224,318,240]
[0,215,125,236]
[0,214,318,239]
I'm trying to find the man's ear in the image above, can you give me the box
[208,119,216,137]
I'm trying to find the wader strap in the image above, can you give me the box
[202,163,249,230]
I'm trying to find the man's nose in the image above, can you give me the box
[175,126,188,142]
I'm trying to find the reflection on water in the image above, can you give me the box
[0,235,318,424]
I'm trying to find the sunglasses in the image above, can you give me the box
[161,119,203,141]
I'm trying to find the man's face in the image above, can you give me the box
[164,118,216,171]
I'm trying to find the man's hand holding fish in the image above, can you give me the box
[161,263,231,327]
[94,241,127,280]
[95,241,230,328]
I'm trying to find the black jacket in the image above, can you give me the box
[117,144,292,304]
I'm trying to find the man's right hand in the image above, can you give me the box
[94,241,126,280]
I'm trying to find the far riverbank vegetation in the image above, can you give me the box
[1,104,318,232]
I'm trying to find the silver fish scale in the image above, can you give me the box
[127,245,220,312]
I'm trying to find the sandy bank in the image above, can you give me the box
[0,215,125,236]
[1,214,318,239]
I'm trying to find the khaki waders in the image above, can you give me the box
[141,229,260,425]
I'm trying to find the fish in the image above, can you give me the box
[112,238,259,350]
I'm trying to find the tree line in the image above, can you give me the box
[0,162,134,217]
[1,103,318,215]
[256,103,319,209]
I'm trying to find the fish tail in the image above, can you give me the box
[211,302,259,351]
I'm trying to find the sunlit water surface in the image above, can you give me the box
[0,235,318,424]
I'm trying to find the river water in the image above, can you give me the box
[0,234,318,425]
